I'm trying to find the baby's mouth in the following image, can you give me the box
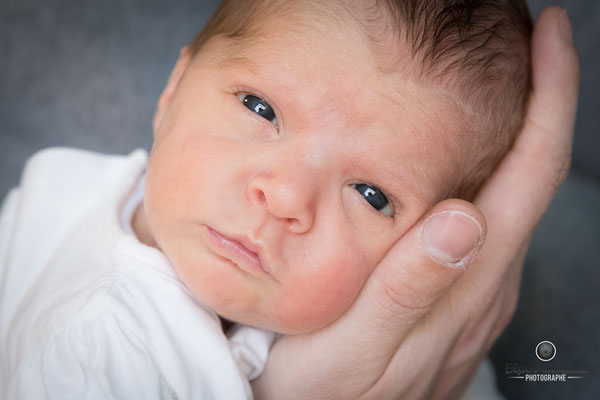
[206,227,271,278]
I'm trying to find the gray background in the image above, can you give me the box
[1,0,598,398]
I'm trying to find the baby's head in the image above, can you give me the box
[136,0,532,334]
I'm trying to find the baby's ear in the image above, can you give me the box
[153,46,192,134]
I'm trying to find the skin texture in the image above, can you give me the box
[133,7,472,334]
[251,7,579,399]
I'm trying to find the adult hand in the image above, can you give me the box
[252,7,579,400]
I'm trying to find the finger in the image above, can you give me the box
[341,199,486,351]
[475,7,579,248]
[523,7,579,157]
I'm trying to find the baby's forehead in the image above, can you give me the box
[208,3,419,94]
[229,1,409,73]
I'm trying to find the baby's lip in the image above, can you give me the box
[206,227,274,279]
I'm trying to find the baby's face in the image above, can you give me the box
[141,10,464,334]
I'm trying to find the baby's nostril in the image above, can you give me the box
[257,190,266,203]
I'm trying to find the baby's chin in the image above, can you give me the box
[216,306,342,335]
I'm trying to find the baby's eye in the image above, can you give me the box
[238,94,277,127]
[352,183,394,217]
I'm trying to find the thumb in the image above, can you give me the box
[346,199,486,346]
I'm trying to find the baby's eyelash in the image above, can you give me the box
[233,86,275,111]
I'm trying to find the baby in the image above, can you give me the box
[0,0,531,398]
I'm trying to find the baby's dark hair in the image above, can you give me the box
[189,0,532,201]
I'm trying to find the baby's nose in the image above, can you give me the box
[245,170,316,234]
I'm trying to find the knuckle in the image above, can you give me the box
[377,275,436,317]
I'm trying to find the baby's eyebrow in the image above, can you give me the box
[217,53,267,78]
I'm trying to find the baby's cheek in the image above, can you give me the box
[273,250,369,334]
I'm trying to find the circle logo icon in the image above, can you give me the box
[536,341,556,362]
